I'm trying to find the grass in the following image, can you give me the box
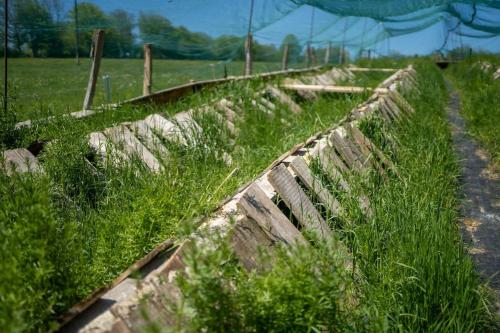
[162,60,496,332]
[446,56,500,171]
[4,58,291,121]
[0,74,364,332]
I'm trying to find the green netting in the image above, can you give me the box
[1,0,499,119]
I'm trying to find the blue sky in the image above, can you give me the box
[79,0,500,56]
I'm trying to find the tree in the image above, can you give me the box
[107,10,134,57]
[280,34,302,64]
[65,2,109,56]
[138,13,174,58]
[12,0,54,57]
[211,35,244,60]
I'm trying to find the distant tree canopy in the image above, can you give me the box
[1,1,336,62]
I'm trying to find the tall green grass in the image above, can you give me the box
[169,61,495,332]
[446,56,500,170]
[0,77,362,331]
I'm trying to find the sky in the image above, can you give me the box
[79,0,500,56]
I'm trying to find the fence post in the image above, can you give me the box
[324,42,331,65]
[143,43,152,96]
[83,29,104,110]
[282,43,289,71]
[244,33,253,76]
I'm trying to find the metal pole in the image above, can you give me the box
[74,0,80,65]
[4,0,8,113]
[307,6,315,67]
[244,0,255,76]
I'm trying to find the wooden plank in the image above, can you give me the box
[2,148,42,176]
[317,144,372,214]
[282,78,317,99]
[343,123,385,177]
[238,183,306,246]
[283,84,369,94]
[289,156,342,216]
[88,131,131,168]
[143,43,152,96]
[143,114,186,145]
[265,85,302,114]
[172,111,202,143]
[104,125,162,172]
[317,145,351,190]
[388,90,414,115]
[83,29,105,110]
[259,97,276,111]
[128,120,170,158]
[267,164,332,239]
[329,130,365,172]
[348,125,399,177]
[348,67,396,72]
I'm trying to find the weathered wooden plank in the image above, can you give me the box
[283,84,369,94]
[317,145,350,191]
[83,29,105,111]
[238,183,306,246]
[265,85,302,114]
[379,97,400,121]
[89,132,126,162]
[128,119,170,158]
[104,125,162,172]
[268,164,332,239]
[283,78,317,99]
[348,125,399,177]
[259,97,276,111]
[348,67,396,72]
[172,111,202,144]
[143,114,186,145]
[329,130,365,172]
[143,43,152,96]
[388,90,414,115]
[343,123,386,177]
[2,148,42,176]
[289,156,342,216]
[320,144,349,173]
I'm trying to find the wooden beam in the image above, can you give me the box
[82,29,104,111]
[348,67,396,72]
[283,84,369,94]
[143,44,152,96]
[283,84,389,94]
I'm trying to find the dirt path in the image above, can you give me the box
[445,82,500,314]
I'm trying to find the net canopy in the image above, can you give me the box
[3,0,500,61]
[3,0,500,120]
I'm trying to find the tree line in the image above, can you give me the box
[0,0,332,62]
[0,1,349,63]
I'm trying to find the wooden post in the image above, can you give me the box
[340,44,345,64]
[223,63,228,78]
[82,29,104,111]
[244,33,252,76]
[143,43,152,96]
[368,49,371,60]
[281,43,289,71]
[324,42,331,65]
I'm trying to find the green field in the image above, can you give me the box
[6,58,289,121]
[0,59,497,332]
